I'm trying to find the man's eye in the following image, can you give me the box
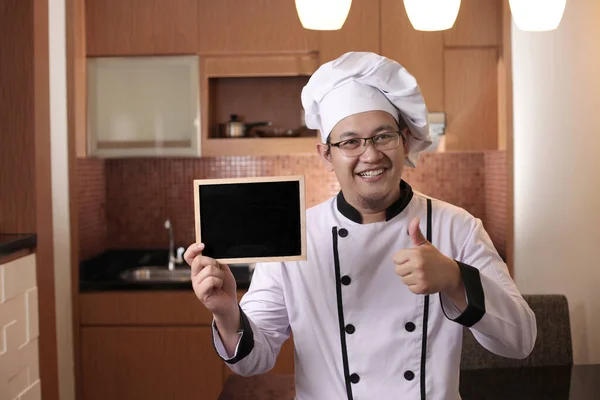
[340,139,360,148]
[377,133,395,140]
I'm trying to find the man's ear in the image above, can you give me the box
[402,127,410,154]
[317,143,334,172]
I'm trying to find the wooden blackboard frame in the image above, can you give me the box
[193,175,307,264]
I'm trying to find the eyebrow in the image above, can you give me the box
[338,124,398,140]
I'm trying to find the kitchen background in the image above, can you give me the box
[0,0,522,399]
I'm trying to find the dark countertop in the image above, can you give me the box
[218,364,600,400]
[79,248,252,292]
[0,233,37,257]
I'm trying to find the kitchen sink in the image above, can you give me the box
[119,266,192,283]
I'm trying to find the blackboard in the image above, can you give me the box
[194,175,306,264]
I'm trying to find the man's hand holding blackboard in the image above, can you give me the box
[185,242,242,356]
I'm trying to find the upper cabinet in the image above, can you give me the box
[444,0,501,47]
[319,0,380,64]
[85,0,198,56]
[380,0,444,112]
[86,55,201,158]
[197,0,318,54]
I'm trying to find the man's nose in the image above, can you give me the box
[360,140,384,161]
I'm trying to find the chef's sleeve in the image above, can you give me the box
[211,261,291,376]
[439,217,538,359]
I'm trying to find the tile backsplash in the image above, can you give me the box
[78,151,507,260]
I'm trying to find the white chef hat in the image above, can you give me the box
[301,52,432,167]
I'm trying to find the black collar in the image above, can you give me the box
[336,180,414,224]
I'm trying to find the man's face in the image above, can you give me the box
[318,110,409,213]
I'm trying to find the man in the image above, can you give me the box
[184,52,537,400]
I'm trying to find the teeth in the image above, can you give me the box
[359,169,384,178]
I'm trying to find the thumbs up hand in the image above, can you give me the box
[393,216,464,299]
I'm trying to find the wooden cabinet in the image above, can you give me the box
[79,290,295,399]
[197,0,318,54]
[85,0,198,56]
[86,55,201,158]
[380,0,444,112]
[444,0,501,47]
[444,49,498,150]
[318,0,380,64]
[80,326,223,400]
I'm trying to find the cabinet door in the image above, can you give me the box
[444,49,498,151]
[443,0,501,47]
[86,55,201,158]
[198,0,318,53]
[319,0,380,64]
[380,0,444,112]
[80,327,223,400]
[85,0,198,56]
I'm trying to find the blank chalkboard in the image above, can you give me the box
[194,176,306,264]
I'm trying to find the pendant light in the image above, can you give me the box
[509,0,567,32]
[295,0,352,31]
[403,0,461,31]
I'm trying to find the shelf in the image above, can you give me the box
[203,137,320,157]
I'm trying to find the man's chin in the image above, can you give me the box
[357,193,388,212]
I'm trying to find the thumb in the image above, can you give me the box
[408,216,428,247]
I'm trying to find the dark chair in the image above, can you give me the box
[460,294,573,370]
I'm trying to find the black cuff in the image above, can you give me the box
[440,261,486,327]
[212,305,255,364]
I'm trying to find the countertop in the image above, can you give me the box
[0,233,37,258]
[79,248,252,292]
[218,364,600,400]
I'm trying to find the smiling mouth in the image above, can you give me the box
[357,168,385,178]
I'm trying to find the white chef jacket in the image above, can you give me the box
[212,180,537,400]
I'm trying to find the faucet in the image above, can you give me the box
[164,218,184,271]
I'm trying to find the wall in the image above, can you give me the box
[0,254,40,400]
[483,151,507,258]
[78,151,506,260]
[49,0,76,398]
[512,0,600,364]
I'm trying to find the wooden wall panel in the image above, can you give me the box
[381,0,444,112]
[444,0,501,47]
[319,0,380,64]
[198,0,318,53]
[69,0,87,158]
[444,49,499,151]
[85,0,198,56]
[0,0,36,234]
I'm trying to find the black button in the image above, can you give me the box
[338,228,348,238]
[404,370,415,381]
[341,275,352,285]
[405,322,416,332]
[350,373,360,384]
[345,324,355,334]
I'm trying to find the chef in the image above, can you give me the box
[184,52,537,400]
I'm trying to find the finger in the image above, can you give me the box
[196,276,224,297]
[194,264,225,285]
[191,254,218,277]
[400,273,417,287]
[395,263,412,278]
[409,217,428,247]
[392,249,411,265]
[184,242,205,266]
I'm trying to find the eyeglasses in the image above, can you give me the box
[329,131,403,157]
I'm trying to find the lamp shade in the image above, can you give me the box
[295,0,352,31]
[509,0,567,31]
[403,0,461,31]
